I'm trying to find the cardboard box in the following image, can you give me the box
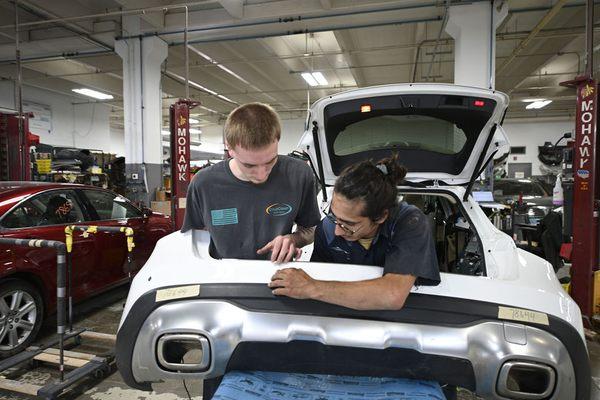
[151,201,171,216]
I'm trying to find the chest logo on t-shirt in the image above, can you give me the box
[265,203,292,217]
[211,208,238,225]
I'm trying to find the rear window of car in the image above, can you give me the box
[494,181,548,197]
[334,115,467,156]
[324,94,497,176]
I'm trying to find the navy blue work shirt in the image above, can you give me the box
[310,202,441,286]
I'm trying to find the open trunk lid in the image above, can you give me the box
[299,83,509,186]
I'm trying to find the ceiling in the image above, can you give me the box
[0,0,597,134]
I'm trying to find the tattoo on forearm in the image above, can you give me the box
[291,226,316,247]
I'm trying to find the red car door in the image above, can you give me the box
[77,189,154,288]
[0,189,99,308]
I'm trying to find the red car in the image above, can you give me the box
[0,182,173,357]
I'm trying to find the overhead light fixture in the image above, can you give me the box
[217,64,250,85]
[188,46,279,104]
[72,88,113,100]
[525,100,552,110]
[161,130,170,136]
[301,72,318,86]
[189,46,250,85]
[312,72,328,86]
[217,94,236,104]
[200,105,218,114]
[165,71,217,95]
[190,128,202,134]
[301,72,328,86]
[189,118,199,124]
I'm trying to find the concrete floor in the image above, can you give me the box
[0,286,598,400]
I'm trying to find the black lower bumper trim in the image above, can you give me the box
[226,341,476,391]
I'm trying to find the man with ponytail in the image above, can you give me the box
[269,154,440,310]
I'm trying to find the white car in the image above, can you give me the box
[116,84,590,400]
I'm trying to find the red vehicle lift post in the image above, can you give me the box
[169,99,199,230]
[0,111,39,181]
[560,0,600,322]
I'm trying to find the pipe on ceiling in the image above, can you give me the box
[496,0,568,75]
[0,0,593,32]
[0,1,218,30]
[10,0,114,51]
[424,0,450,82]
[116,1,444,41]
[2,19,597,66]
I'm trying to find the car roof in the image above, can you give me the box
[495,179,535,183]
[0,182,86,198]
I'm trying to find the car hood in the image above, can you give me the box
[298,83,509,185]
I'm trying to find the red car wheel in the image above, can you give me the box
[0,280,43,358]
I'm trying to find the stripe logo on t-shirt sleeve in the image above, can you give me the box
[211,208,239,225]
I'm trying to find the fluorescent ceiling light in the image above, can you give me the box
[189,46,250,85]
[525,100,552,110]
[190,47,214,63]
[191,47,276,102]
[217,64,250,85]
[165,71,217,95]
[217,94,237,104]
[312,72,328,85]
[72,88,113,100]
[301,72,318,86]
[161,130,170,136]
[200,105,218,114]
[301,72,328,86]
[189,118,199,124]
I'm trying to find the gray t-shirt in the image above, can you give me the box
[181,155,321,260]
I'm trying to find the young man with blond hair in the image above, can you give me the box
[182,103,321,262]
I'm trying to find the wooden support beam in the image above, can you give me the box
[34,352,89,369]
[43,348,97,361]
[0,378,41,396]
[78,331,116,342]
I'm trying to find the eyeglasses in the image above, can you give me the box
[326,209,360,235]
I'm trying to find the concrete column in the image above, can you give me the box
[115,16,167,205]
[445,1,507,89]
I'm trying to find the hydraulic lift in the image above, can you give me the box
[169,99,199,230]
[0,110,39,181]
[560,0,600,326]
[0,227,135,399]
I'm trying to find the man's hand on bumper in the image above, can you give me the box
[257,234,302,263]
[269,268,317,299]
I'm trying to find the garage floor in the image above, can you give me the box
[0,286,599,400]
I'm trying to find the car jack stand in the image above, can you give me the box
[0,236,121,399]
[0,328,116,399]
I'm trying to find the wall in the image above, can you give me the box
[197,117,306,157]
[109,127,125,157]
[502,118,574,176]
[0,81,122,156]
